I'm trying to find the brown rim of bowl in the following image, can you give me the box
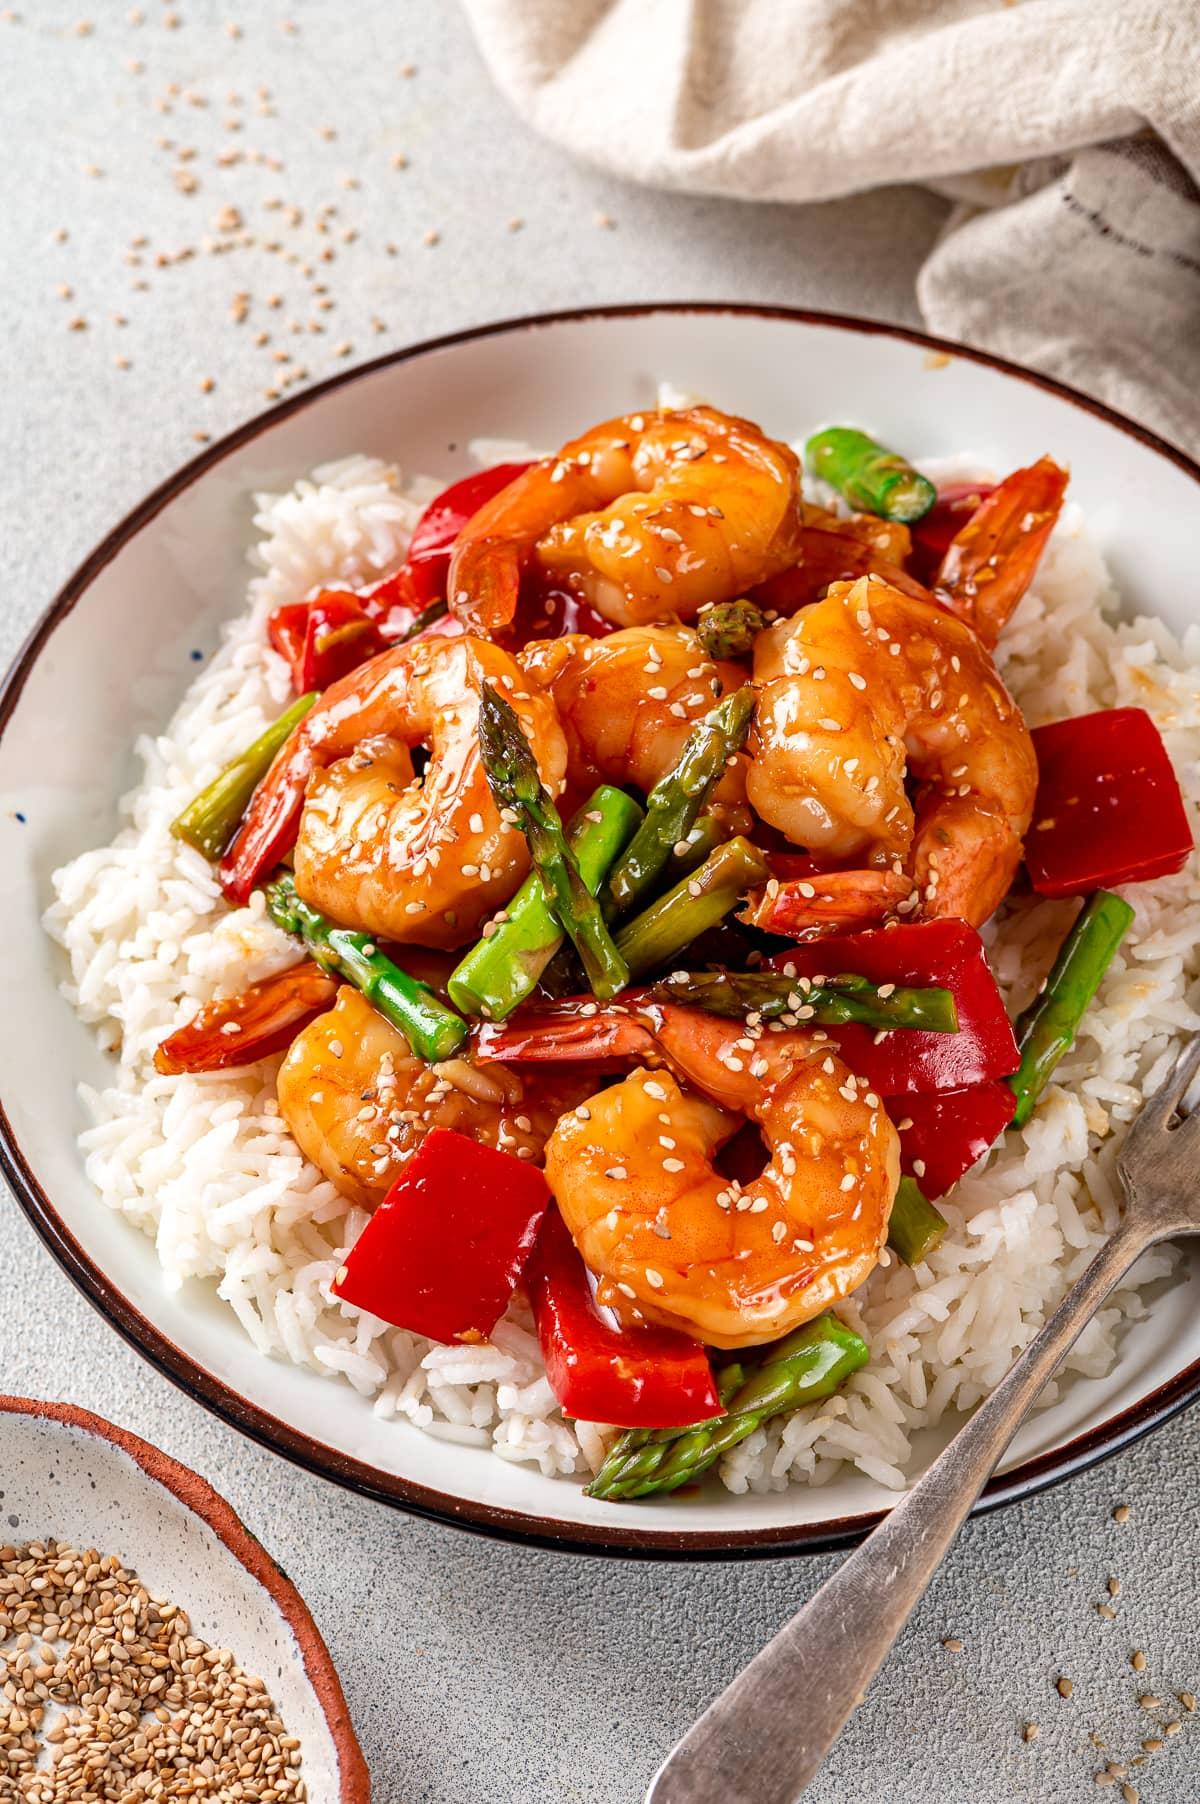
[0,1392,370,1800]
[2,300,1200,1562]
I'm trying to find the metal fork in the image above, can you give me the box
[648,1035,1200,1804]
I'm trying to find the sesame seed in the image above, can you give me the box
[941,1636,963,1653]
[1113,1503,1131,1523]
[605,1166,627,1181]
[1022,1723,1040,1742]
[1130,1650,1147,1671]
[1056,1676,1073,1698]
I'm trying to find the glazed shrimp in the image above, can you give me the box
[520,625,748,819]
[447,406,805,633]
[933,456,1067,647]
[220,634,566,947]
[277,987,591,1210]
[530,1001,898,1349]
[746,576,1037,928]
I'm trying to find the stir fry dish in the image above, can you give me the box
[137,405,1192,1501]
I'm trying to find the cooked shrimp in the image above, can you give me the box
[535,1001,898,1349]
[220,634,566,947]
[520,625,748,818]
[447,406,805,633]
[277,987,590,1210]
[739,868,915,938]
[932,456,1067,647]
[747,575,1037,928]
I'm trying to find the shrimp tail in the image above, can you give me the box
[218,734,312,902]
[933,456,1068,646]
[474,997,660,1066]
[447,533,522,634]
[740,867,914,939]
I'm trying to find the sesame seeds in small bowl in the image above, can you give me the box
[0,1396,368,1803]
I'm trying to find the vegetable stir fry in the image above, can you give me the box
[154,401,1192,1502]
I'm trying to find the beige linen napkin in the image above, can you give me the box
[462,0,1200,454]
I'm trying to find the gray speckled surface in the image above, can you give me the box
[2,5,1198,1801]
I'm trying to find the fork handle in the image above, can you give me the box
[648,1216,1156,1804]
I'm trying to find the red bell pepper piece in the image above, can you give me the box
[907,480,996,583]
[299,594,382,692]
[1025,707,1193,897]
[887,1081,1017,1198]
[267,592,383,693]
[332,1128,551,1344]
[266,602,312,689]
[152,960,338,1075]
[526,1207,722,1429]
[767,918,1019,1094]
[405,462,533,606]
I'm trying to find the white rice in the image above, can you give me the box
[44,439,1200,1497]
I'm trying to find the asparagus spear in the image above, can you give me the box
[615,836,770,980]
[665,811,729,877]
[171,691,317,861]
[804,426,936,524]
[587,1314,868,1501]
[264,873,468,1062]
[887,1176,948,1266]
[589,1359,748,1476]
[652,969,958,1034]
[477,681,630,1001]
[696,600,766,661]
[1009,889,1135,1127]
[606,687,754,918]
[448,785,643,1021]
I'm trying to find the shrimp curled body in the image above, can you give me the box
[448,406,805,633]
[224,634,566,946]
[520,625,748,817]
[541,1002,899,1349]
[278,987,590,1210]
[748,576,1037,927]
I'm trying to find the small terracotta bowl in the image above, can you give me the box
[0,1394,369,1801]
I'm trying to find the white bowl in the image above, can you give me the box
[0,1394,368,1798]
[2,303,1198,1557]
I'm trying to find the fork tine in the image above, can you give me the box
[1132,1033,1200,1137]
